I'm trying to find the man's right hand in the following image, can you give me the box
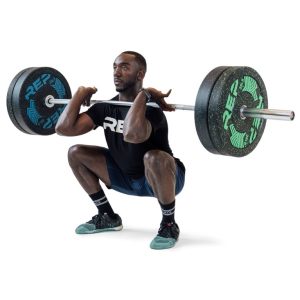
[55,86,97,136]
[75,86,98,106]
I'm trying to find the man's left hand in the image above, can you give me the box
[145,88,175,112]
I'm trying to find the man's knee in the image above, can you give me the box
[144,150,175,172]
[68,144,85,165]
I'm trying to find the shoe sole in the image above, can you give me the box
[76,225,123,234]
[150,236,178,250]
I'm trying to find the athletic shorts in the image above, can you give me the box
[103,149,185,197]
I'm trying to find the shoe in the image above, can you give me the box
[150,222,180,250]
[75,213,123,234]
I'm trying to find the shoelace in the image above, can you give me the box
[91,214,103,225]
[91,214,116,228]
[158,222,177,238]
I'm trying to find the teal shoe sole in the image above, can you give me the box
[150,236,177,250]
[75,224,123,234]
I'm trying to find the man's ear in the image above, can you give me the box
[137,70,145,81]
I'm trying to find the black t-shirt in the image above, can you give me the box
[85,101,184,178]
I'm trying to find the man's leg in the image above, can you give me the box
[144,150,180,250]
[68,144,111,194]
[68,144,122,233]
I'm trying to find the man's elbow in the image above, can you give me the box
[55,123,69,136]
[123,131,148,144]
[123,122,151,143]
[55,123,63,135]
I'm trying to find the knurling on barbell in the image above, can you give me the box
[6,66,295,157]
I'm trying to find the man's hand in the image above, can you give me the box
[145,88,175,112]
[75,86,97,106]
[55,86,97,136]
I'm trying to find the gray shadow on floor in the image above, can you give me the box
[120,227,220,248]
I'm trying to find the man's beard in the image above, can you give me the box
[115,79,136,93]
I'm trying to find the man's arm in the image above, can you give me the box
[123,91,151,143]
[55,86,97,136]
[123,88,173,144]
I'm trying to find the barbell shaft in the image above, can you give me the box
[47,96,295,121]
[47,96,195,110]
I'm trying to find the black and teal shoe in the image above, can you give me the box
[75,213,123,234]
[150,222,180,250]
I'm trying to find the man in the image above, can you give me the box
[55,51,185,250]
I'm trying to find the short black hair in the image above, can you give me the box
[121,51,147,72]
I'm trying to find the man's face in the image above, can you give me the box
[113,53,142,92]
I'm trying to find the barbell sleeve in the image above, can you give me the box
[240,106,295,121]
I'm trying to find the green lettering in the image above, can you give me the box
[249,127,257,143]
[223,110,232,130]
[230,79,239,96]
[242,76,258,100]
[252,118,261,130]
[226,94,235,111]
[229,124,246,149]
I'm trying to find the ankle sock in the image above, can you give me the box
[89,190,115,217]
[159,200,175,223]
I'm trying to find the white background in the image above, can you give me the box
[0,0,299,299]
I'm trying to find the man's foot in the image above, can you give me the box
[75,213,123,234]
[150,222,180,250]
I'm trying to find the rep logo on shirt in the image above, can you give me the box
[103,117,124,133]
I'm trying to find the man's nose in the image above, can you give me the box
[114,67,122,77]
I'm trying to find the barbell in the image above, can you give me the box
[6,66,295,157]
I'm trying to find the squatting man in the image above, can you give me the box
[56,51,185,250]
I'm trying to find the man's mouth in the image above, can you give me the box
[114,79,123,85]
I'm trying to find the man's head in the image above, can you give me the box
[113,51,147,93]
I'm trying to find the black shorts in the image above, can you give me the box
[103,149,185,197]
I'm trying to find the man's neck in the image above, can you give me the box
[118,85,142,102]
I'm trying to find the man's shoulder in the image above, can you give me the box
[110,95,119,100]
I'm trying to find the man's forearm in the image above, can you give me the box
[55,87,95,136]
[123,91,152,143]
[55,89,84,135]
